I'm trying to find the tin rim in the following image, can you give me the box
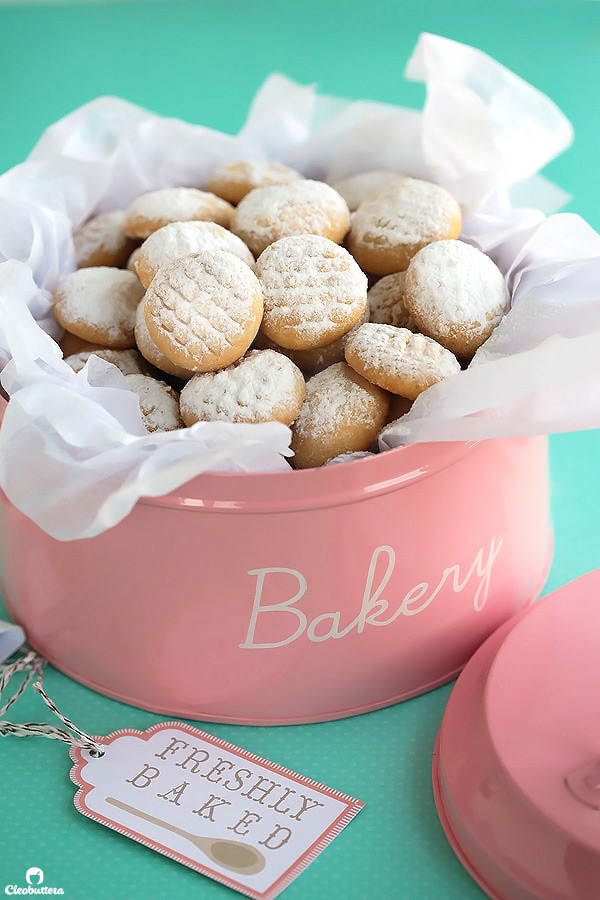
[139,439,482,512]
[432,736,507,900]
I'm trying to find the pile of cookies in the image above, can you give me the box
[55,160,510,468]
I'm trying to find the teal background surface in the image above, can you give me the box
[1,2,600,898]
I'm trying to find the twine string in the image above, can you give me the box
[0,649,104,755]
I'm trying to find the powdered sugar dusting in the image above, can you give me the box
[137,220,254,287]
[179,349,305,425]
[125,374,183,432]
[53,267,144,345]
[368,271,416,329]
[208,160,301,203]
[65,347,150,376]
[231,180,350,256]
[73,210,133,267]
[144,250,263,371]
[134,298,193,378]
[256,234,367,349]
[352,177,460,246]
[290,361,389,467]
[125,188,233,238]
[404,239,510,355]
[345,323,460,399]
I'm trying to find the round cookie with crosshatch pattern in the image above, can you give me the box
[347,177,462,275]
[143,250,264,373]
[135,220,254,289]
[231,180,350,257]
[134,298,194,379]
[345,323,460,400]
[124,188,234,239]
[179,349,305,426]
[207,160,302,205]
[255,234,367,351]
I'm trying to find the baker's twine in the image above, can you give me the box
[0,649,104,755]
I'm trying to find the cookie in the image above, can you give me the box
[134,297,194,379]
[135,221,254,289]
[344,323,460,399]
[332,170,398,211]
[73,210,139,269]
[144,250,264,373]
[65,347,153,376]
[179,349,305,426]
[255,234,367,350]
[347,177,462,275]
[52,267,145,349]
[124,188,234,239]
[290,361,390,468]
[403,239,510,357]
[367,271,416,330]
[231,180,350,257]
[207,160,302,204]
[125,374,183,433]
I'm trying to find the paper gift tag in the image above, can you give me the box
[70,721,363,900]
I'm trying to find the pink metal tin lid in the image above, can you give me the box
[433,568,600,900]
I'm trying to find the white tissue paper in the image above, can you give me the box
[0,32,595,541]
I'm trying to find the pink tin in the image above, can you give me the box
[0,434,552,725]
[433,568,600,900]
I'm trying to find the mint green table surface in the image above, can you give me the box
[1,2,600,898]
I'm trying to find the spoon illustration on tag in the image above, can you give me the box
[105,796,266,875]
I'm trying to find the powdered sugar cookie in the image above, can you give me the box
[125,374,183,433]
[255,234,367,350]
[368,271,416,330]
[207,160,302,205]
[144,250,263,373]
[179,349,305,426]
[65,347,153,376]
[332,170,398,211]
[124,188,234,239]
[403,240,510,357]
[53,267,145,349]
[73,210,139,269]
[345,323,460,399]
[135,220,254,289]
[231,180,350,257]
[290,361,390,469]
[347,177,462,275]
[134,298,194,379]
